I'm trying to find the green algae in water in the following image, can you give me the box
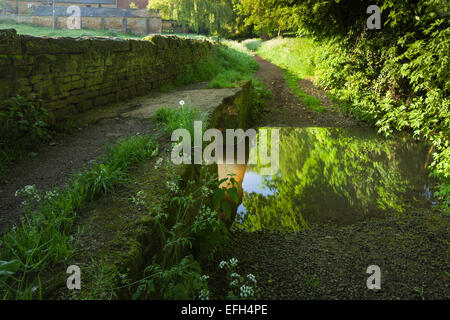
[233,127,434,231]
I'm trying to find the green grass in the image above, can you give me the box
[0,20,141,38]
[171,42,259,90]
[154,105,206,140]
[0,134,158,299]
[282,70,325,113]
[255,38,326,113]
[241,38,262,52]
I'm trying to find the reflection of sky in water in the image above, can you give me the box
[236,171,275,214]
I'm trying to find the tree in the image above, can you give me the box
[233,0,294,38]
[148,0,235,36]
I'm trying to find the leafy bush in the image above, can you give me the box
[0,95,52,172]
[315,19,449,180]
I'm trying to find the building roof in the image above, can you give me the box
[33,6,141,17]
[3,2,17,14]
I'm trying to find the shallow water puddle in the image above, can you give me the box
[223,127,433,231]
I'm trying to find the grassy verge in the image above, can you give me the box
[245,37,325,113]
[0,20,141,39]
[160,41,259,92]
[0,134,159,299]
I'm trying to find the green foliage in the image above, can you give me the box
[132,160,229,300]
[172,43,259,89]
[79,163,129,200]
[314,17,449,182]
[257,38,317,78]
[241,0,449,199]
[148,0,235,36]
[234,0,294,38]
[0,95,52,173]
[213,174,242,221]
[133,255,208,299]
[0,135,158,299]
[432,180,450,214]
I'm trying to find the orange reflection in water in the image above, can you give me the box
[217,163,247,226]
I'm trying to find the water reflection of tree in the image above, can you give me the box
[237,128,428,231]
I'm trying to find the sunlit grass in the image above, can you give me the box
[256,38,325,113]
[0,20,141,38]
[241,38,262,52]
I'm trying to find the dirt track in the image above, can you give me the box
[254,56,360,128]
[0,83,239,235]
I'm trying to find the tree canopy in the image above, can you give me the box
[148,0,235,36]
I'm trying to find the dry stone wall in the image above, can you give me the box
[0,29,212,119]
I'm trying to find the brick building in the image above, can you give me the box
[1,0,162,34]
[117,0,148,9]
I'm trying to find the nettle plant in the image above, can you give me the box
[133,159,232,300]
[219,258,259,300]
[0,94,51,150]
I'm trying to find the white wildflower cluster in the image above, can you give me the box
[239,285,254,298]
[219,258,258,299]
[131,190,146,207]
[166,180,180,194]
[15,185,40,207]
[199,288,210,300]
[201,185,212,197]
[198,274,210,300]
[15,185,38,199]
[200,275,209,281]
[247,274,257,284]
[154,157,164,169]
[44,190,58,201]
[194,205,219,231]
[220,258,239,269]
[230,279,239,287]
[229,258,238,267]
